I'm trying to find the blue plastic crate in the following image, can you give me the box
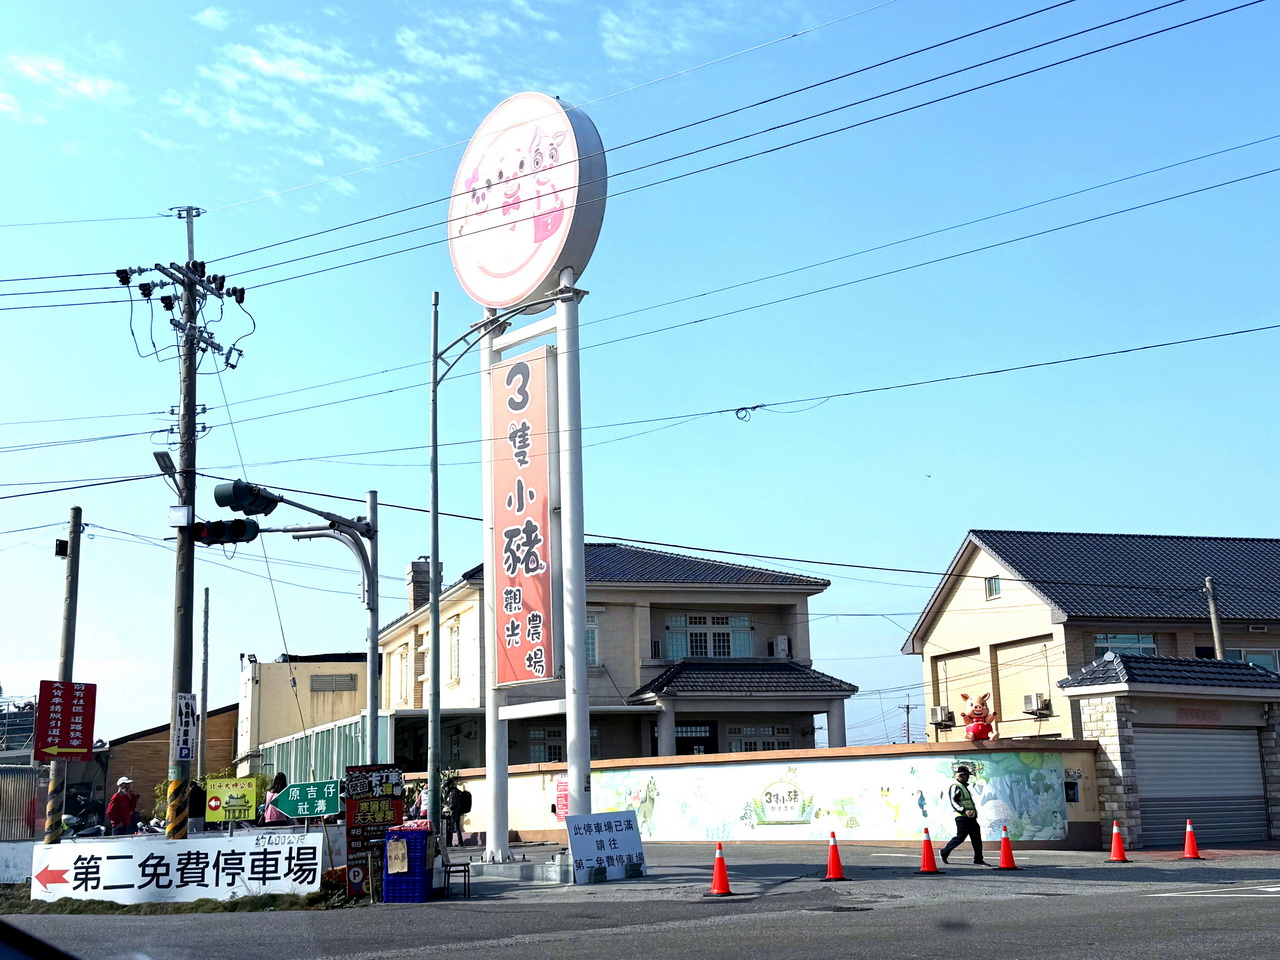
[381,873,430,903]
[379,830,434,902]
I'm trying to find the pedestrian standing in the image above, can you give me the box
[939,766,987,865]
[264,772,294,825]
[106,777,139,836]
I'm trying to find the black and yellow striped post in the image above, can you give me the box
[166,778,190,840]
[43,764,65,845]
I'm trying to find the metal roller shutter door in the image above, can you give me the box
[1132,727,1267,846]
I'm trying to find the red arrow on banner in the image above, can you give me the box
[35,865,69,888]
[208,796,222,811]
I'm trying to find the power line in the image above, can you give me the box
[202,0,900,214]
[230,0,1254,288]
[209,0,1083,264]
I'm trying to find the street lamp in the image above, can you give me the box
[425,289,575,833]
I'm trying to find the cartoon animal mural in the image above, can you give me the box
[632,776,659,837]
[959,692,999,741]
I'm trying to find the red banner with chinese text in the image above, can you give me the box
[491,347,555,685]
[35,680,97,762]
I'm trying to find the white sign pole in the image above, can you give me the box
[481,315,511,863]
[556,267,591,817]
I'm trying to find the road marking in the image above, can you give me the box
[1150,881,1280,898]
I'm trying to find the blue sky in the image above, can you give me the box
[3,0,1278,746]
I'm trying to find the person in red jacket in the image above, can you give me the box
[106,777,139,836]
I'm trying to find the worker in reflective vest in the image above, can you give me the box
[939,766,987,865]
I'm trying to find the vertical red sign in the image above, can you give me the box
[35,680,97,762]
[492,347,555,685]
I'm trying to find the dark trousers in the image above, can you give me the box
[446,815,464,847]
[941,815,983,861]
[109,822,133,836]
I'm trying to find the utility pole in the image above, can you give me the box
[899,702,918,744]
[122,205,247,840]
[198,587,209,779]
[1205,576,1226,660]
[44,506,82,844]
[166,205,200,840]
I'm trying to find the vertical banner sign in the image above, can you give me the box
[344,764,403,898]
[491,347,555,685]
[171,693,197,764]
[35,681,96,762]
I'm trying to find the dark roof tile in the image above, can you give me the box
[628,659,858,701]
[1058,652,1280,689]
[972,530,1280,620]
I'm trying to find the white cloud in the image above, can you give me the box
[138,129,189,151]
[598,2,742,63]
[395,28,494,83]
[0,91,20,115]
[4,54,131,102]
[193,7,231,29]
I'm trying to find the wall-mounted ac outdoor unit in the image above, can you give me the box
[768,636,790,658]
[1023,692,1051,716]
[929,706,954,728]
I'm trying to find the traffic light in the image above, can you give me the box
[214,479,280,516]
[192,518,260,546]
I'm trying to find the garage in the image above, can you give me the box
[1132,727,1267,846]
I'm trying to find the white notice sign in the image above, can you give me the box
[172,693,197,763]
[31,834,321,904]
[564,810,646,884]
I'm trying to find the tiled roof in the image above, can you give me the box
[583,543,829,587]
[971,529,1280,620]
[628,659,858,702]
[1058,652,1280,689]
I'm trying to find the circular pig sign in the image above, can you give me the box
[448,91,607,310]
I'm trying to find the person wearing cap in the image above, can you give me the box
[106,776,140,836]
[940,766,987,865]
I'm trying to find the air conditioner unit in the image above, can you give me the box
[768,636,790,659]
[1023,693,1051,715]
[929,706,954,727]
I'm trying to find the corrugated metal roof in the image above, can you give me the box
[971,529,1280,620]
[628,659,858,701]
[1058,651,1280,689]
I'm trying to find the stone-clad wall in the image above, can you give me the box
[1078,694,1142,849]
[1263,704,1280,841]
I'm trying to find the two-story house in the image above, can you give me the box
[380,543,858,769]
[904,529,1280,845]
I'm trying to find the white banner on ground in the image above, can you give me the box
[30,833,321,904]
[564,810,646,884]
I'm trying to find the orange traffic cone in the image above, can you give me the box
[994,825,1022,870]
[820,831,849,882]
[915,827,944,874]
[1180,820,1204,860]
[1106,820,1130,863]
[707,842,735,896]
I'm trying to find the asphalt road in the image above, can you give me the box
[11,842,1280,960]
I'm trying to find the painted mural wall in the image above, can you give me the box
[591,751,1068,843]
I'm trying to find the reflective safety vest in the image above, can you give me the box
[950,782,976,816]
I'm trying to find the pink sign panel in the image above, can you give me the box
[491,347,555,686]
[36,680,97,762]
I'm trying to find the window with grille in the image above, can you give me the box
[659,613,752,659]
[1094,633,1156,657]
[448,622,461,682]
[529,727,565,763]
[674,725,711,737]
[585,613,598,666]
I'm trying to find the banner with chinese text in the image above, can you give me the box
[564,811,646,884]
[491,347,556,685]
[344,764,403,855]
[30,834,321,904]
[35,680,96,762]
